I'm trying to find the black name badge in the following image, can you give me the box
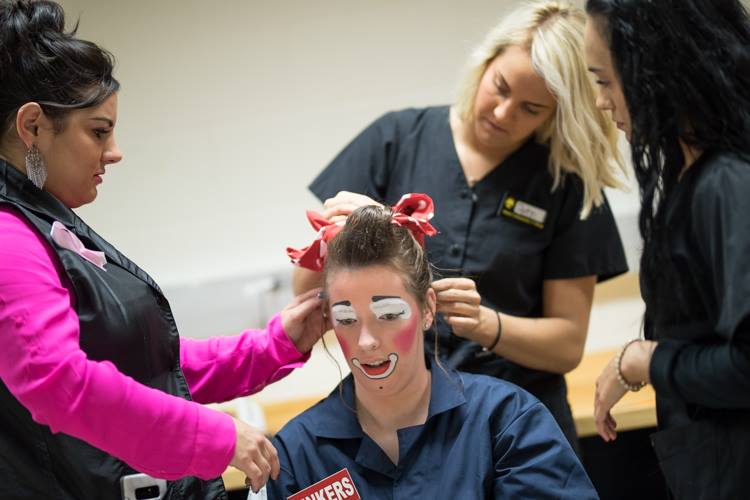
[498,193,547,230]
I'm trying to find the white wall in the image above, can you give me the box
[50,0,644,406]
[57,0,640,289]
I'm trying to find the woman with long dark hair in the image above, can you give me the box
[584,0,750,497]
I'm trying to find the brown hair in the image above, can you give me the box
[321,205,453,406]
[323,205,432,310]
[0,0,119,138]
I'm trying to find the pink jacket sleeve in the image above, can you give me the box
[180,315,310,405]
[0,207,295,480]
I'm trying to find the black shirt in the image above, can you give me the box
[642,150,750,498]
[309,106,628,444]
[646,150,750,422]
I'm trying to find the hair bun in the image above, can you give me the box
[0,0,67,70]
[0,0,118,135]
[1,0,66,43]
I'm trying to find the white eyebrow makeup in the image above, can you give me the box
[331,300,358,325]
[369,296,412,319]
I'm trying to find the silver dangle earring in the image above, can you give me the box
[25,144,47,189]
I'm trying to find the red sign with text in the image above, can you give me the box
[287,468,361,500]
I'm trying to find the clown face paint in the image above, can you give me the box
[369,296,412,320]
[331,301,358,326]
[352,352,399,379]
[326,265,433,394]
[393,313,419,354]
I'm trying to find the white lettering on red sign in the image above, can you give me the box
[287,468,360,500]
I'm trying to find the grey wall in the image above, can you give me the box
[48,0,648,404]
[57,0,639,290]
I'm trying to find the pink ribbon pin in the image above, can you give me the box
[50,221,107,270]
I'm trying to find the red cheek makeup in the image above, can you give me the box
[394,314,418,354]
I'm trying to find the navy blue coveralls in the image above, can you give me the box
[266,364,597,499]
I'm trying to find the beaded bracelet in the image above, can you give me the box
[615,339,647,392]
[482,312,503,352]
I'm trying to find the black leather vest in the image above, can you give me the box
[0,160,227,500]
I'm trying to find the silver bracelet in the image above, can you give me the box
[616,339,647,392]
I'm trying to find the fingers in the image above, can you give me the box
[235,438,276,491]
[433,280,480,318]
[435,285,480,301]
[321,204,358,220]
[435,291,481,308]
[594,380,619,442]
[595,411,618,442]
[595,417,608,442]
[322,191,382,220]
[287,289,326,320]
[231,419,281,492]
[434,281,481,320]
[244,461,268,493]
[285,287,323,309]
[249,441,276,489]
[437,301,478,317]
[324,191,380,207]
[444,315,478,334]
[261,438,280,480]
[594,400,608,441]
[606,414,617,439]
[281,288,327,352]
[432,277,477,292]
[322,191,358,208]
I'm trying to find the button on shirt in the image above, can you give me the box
[265,365,597,499]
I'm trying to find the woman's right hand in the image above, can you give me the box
[321,191,382,220]
[230,417,279,492]
[280,287,329,353]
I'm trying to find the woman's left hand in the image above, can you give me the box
[281,288,328,353]
[593,355,628,442]
[594,340,656,442]
[433,278,497,345]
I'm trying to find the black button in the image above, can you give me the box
[460,189,469,199]
[450,244,461,256]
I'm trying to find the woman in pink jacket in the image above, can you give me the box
[0,1,325,499]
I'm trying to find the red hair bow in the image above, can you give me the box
[286,193,437,272]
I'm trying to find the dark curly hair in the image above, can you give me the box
[0,0,119,138]
[586,0,750,328]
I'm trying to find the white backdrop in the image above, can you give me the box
[56,0,639,289]
[49,0,648,404]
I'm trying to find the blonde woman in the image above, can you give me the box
[293,0,627,451]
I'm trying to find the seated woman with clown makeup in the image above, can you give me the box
[266,195,597,499]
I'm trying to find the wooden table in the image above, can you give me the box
[222,348,657,490]
[566,349,656,437]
